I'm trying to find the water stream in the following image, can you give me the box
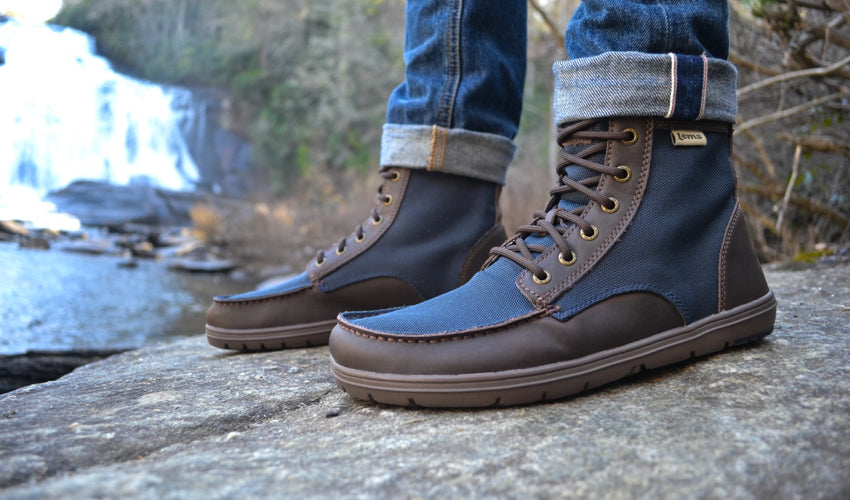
[0,242,245,355]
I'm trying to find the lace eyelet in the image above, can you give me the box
[355,233,366,243]
[580,225,598,241]
[382,194,393,206]
[335,247,346,256]
[315,258,325,267]
[389,170,401,182]
[621,128,638,145]
[558,251,576,266]
[533,270,552,285]
[371,215,383,225]
[614,166,632,183]
[601,197,619,214]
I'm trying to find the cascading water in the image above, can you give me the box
[0,18,202,228]
[0,16,248,359]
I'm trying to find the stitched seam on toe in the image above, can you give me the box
[339,307,556,343]
[214,287,313,305]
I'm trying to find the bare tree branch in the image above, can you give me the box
[742,128,782,184]
[528,0,566,57]
[739,183,850,230]
[778,132,850,158]
[736,91,848,133]
[738,53,850,96]
[730,52,783,77]
[776,145,802,233]
[809,15,850,51]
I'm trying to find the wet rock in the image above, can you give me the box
[0,264,848,498]
[46,181,206,227]
[116,258,139,269]
[53,239,114,255]
[130,241,157,259]
[0,220,28,237]
[168,258,238,273]
[17,236,50,250]
[156,240,205,259]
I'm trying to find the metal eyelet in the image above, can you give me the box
[315,258,325,267]
[389,170,401,182]
[355,233,366,243]
[580,225,598,241]
[371,215,383,225]
[335,247,346,256]
[533,270,552,285]
[601,197,619,214]
[558,251,576,266]
[382,194,393,206]
[622,128,638,145]
[614,166,632,183]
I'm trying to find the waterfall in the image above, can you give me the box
[0,19,201,197]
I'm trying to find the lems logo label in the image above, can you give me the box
[671,130,707,147]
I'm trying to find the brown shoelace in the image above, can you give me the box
[315,168,399,266]
[490,120,634,281]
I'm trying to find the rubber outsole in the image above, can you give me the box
[330,291,776,408]
[205,319,337,351]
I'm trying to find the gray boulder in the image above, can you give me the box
[46,181,204,227]
[0,264,848,499]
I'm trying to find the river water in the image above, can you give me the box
[0,242,244,355]
[0,18,255,356]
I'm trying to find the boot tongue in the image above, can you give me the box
[556,119,608,212]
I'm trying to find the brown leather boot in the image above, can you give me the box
[206,167,506,351]
[330,118,776,407]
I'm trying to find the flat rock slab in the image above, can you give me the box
[1,264,848,499]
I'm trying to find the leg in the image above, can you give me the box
[382,0,526,183]
[329,1,776,407]
[205,0,527,351]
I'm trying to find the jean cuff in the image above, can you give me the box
[553,52,737,125]
[380,124,516,185]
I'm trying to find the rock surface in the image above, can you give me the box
[46,181,204,227]
[0,264,848,499]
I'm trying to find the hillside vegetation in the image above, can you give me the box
[52,0,848,263]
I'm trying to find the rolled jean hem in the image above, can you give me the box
[553,52,738,125]
[380,124,516,185]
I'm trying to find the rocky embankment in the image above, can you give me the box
[0,263,848,499]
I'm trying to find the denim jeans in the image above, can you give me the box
[381,0,526,184]
[381,0,737,184]
[557,0,737,125]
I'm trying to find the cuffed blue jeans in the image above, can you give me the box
[381,0,737,185]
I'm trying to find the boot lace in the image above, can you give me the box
[315,168,399,266]
[490,119,635,282]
